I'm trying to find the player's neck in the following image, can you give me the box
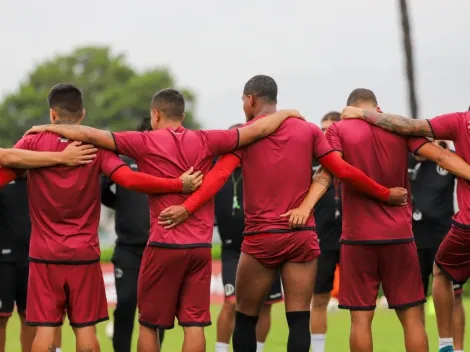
[254,105,277,118]
[159,120,182,130]
[53,119,79,125]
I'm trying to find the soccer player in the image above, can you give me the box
[23,88,308,352]
[214,123,283,352]
[341,104,470,352]
[310,111,342,352]
[409,140,466,352]
[101,117,165,352]
[157,76,412,352]
[1,83,203,352]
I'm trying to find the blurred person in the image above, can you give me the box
[24,87,308,352]
[101,117,165,352]
[323,89,470,352]
[310,111,342,352]
[409,140,465,352]
[157,76,411,352]
[214,124,283,352]
[5,83,204,352]
[340,104,470,352]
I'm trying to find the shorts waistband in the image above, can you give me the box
[243,226,316,236]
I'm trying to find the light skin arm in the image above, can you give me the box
[417,143,470,180]
[281,166,333,228]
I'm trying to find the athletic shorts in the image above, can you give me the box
[0,261,28,317]
[221,250,283,304]
[435,225,470,285]
[26,262,108,327]
[418,248,464,296]
[241,230,320,268]
[339,242,426,310]
[138,246,212,330]
[314,249,340,295]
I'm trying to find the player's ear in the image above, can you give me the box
[181,113,185,123]
[376,106,383,113]
[248,95,255,107]
[77,109,86,124]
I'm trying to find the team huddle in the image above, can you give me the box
[0,74,469,352]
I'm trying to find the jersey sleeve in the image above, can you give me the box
[427,112,464,140]
[309,123,334,159]
[324,123,343,154]
[112,131,148,160]
[14,135,34,150]
[201,129,240,156]
[99,149,126,177]
[406,137,430,154]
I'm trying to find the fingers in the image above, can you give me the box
[191,170,201,178]
[181,167,195,177]
[78,145,96,152]
[159,207,172,216]
[280,210,292,217]
[69,141,83,147]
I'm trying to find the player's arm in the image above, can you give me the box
[281,166,333,228]
[25,124,117,151]
[0,142,97,169]
[100,175,116,209]
[109,166,203,195]
[237,109,303,147]
[416,143,470,181]
[158,153,240,229]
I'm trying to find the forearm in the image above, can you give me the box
[435,150,470,181]
[362,110,434,138]
[0,148,64,169]
[45,124,116,150]
[319,152,390,202]
[300,167,333,211]
[238,111,291,147]
[111,167,183,194]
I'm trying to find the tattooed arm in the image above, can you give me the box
[341,106,434,138]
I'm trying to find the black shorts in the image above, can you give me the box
[221,251,283,304]
[314,249,340,295]
[417,248,464,296]
[0,261,29,317]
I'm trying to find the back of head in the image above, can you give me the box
[320,111,341,133]
[48,83,84,122]
[346,88,378,108]
[243,75,278,104]
[151,88,185,121]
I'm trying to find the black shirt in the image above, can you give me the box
[0,175,31,263]
[312,164,342,251]
[101,156,149,249]
[214,167,244,259]
[409,154,455,249]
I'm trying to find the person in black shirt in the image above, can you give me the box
[214,124,282,352]
[101,118,164,352]
[310,111,342,352]
[409,140,465,352]
[0,174,36,352]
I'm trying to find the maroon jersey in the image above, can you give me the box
[15,132,125,263]
[112,127,239,247]
[232,118,333,235]
[326,120,428,243]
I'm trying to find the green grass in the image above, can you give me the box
[6,299,470,351]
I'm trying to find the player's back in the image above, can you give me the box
[16,132,122,263]
[235,118,318,234]
[328,120,428,243]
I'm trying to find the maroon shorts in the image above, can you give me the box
[138,246,212,330]
[241,230,320,268]
[339,242,425,310]
[435,225,470,285]
[26,262,108,327]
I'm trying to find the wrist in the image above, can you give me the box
[57,152,67,165]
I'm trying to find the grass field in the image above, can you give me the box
[5,299,470,351]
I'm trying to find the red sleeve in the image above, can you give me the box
[200,129,240,156]
[0,168,18,188]
[318,152,390,202]
[324,123,343,154]
[112,131,148,160]
[310,123,334,159]
[99,149,127,176]
[14,135,34,150]
[110,166,183,194]
[406,137,430,154]
[183,153,240,214]
[427,112,463,140]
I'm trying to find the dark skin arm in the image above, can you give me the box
[340,106,434,138]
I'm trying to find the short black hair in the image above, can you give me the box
[321,111,341,123]
[137,117,152,132]
[347,88,378,107]
[47,83,83,118]
[243,75,277,103]
[151,88,185,119]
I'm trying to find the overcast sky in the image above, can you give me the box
[0,0,468,129]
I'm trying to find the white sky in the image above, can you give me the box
[0,0,469,129]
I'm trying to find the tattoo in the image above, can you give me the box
[363,111,434,138]
[313,175,331,188]
[47,345,56,352]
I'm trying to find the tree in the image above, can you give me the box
[0,46,199,146]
